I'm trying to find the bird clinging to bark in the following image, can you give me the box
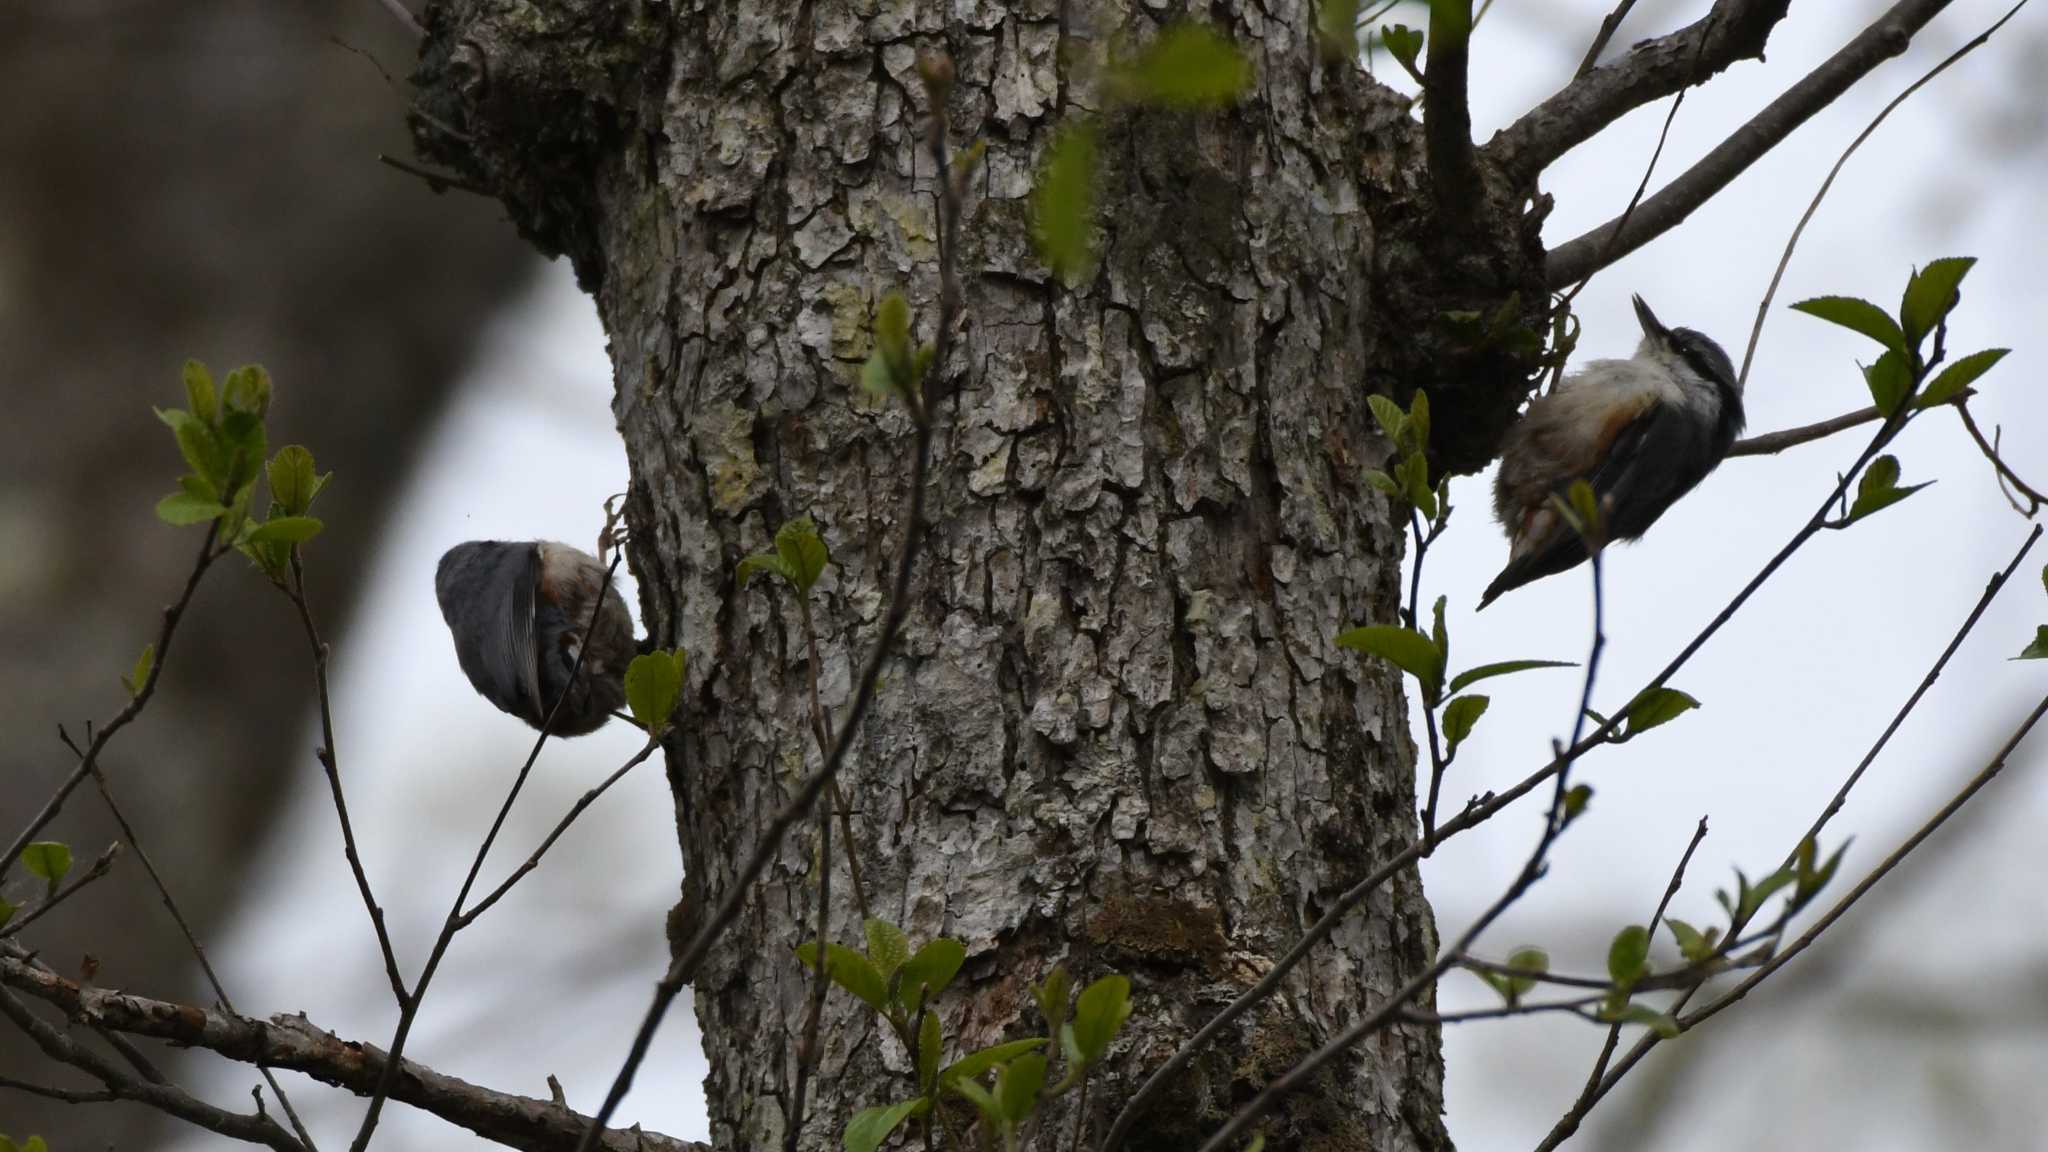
[1481,296,1744,609]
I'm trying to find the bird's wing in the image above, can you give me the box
[510,545,543,721]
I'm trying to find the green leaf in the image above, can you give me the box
[1363,469,1401,498]
[1664,918,1718,965]
[951,1079,1002,1127]
[1563,783,1592,819]
[776,517,830,594]
[1846,455,1930,524]
[123,642,156,699]
[182,359,217,424]
[1900,257,1974,346]
[1600,1002,1681,1039]
[1503,945,1548,1004]
[222,363,272,418]
[1446,659,1575,695]
[1032,122,1099,283]
[876,293,913,383]
[737,552,794,586]
[1071,974,1133,1064]
[1335,625,1443,706]
[158,407,226,491]
[1367,395,1408,444]
[1737,865,1798,923]
[266,445,326,516]
[1430,595,1449,674]
[1406,389,1432,456]
[155,490,228,526]
[245,515,324,546]
[899,937,968,1007]
[917,1009,943,1092]
[1788,296,1905,354]
[1862,349,1912,416]
[1114,22,1251,109]
[1440,695,1489,758]
[1381,23,1424,79]
[1917,348,2008,409]
[860,353,899,400]
[2016,625,2048,661]
[217,409,268,499]
[941,1038,1049,1087]
[1621,688,1699,738]
[1395,452,1436,520]
[21,841,72,891]
[1606,925,1650,990]
[796,940,891,1011]
[1245,1137,1266,1152]
[996,1052,1047,1125]
[1032,965,1072,1031]
[864,918,911,980]
[845,1100,923,1152]
[1316,0,1361,59]
[624,649,687,735]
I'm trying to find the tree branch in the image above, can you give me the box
[1489,0,1791,183]
[1575,1,1642,79]
[1545,0,1960,287]
[1424,1,1482,225]
[0,957,708,1152]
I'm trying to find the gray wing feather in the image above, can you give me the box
[436,541,544,724]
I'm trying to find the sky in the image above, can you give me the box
[175,3,2048,1150]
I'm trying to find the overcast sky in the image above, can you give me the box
[176,3,2048,1150]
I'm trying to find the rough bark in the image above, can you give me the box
[412,1,1546,1148]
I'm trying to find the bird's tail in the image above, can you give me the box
[1477,533,1590,611]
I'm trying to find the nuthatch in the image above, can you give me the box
[1481,296,1744,608]
[435,540,636,736]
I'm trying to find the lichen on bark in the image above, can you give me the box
[412,0,1549,1147]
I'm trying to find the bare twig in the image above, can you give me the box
[0,956,709,1152]
[571,64,965,1152]
[1575,1,1641,79]
[0,984,304,1152]
[784,785,834,1152]
[1732,0,2024,391]
[1549,0,1982,289]
[0,841,119,939]
[1957,402,2046,516]
[288,555,407,1007]
[5,526,220,881]
[1490,0,1791,182]
[1424,1,1482,225]
[1396,992,1611,1026]
[1194,556,1608,1152]
[1728,391,1973,457]
[349,550,628,1152]
[799,594,870,919]
[0,1073,119,1104]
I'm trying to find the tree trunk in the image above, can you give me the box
[413,1,1544,1148]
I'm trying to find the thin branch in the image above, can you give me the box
[0,984,303,1152]
[783,780,834,1152]
[456,739,662,928]
[800,594,870,919]
[1548,0,1975,289]
[1490,0,1790,183]
[5,526,220,882]
[0,957,708,1152]
[288,555,407,1007]
[1957,402,2046,516]
[1575,1,1641,79]
[0,1074,120,1104]
[571,64,965,1152]
[1396,992,1610,1025]
[349,549,628,1152]
[1728,390,1970,457]
[0,840,119,939]
[377,154,493,198]
[1195,556,1607,1152]
[1424,0,1482,226]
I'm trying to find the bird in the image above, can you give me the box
[1480,295,1744,609]
[435,540,637,735]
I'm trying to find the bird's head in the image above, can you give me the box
[1632,294,1740,405]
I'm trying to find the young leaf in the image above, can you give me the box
[940,1038,1050,1087]
[1607,924,1650,990]
[21,841,72,891]
[1916,347,2008,409]
[917,1010,943,1092]
[1446,659,1574,695]
[1503,945,1548,1004]
[951,1078,1003,1128]
[776,517,830,593]
[1335,625,1444,706]
[1862,349,1912,416]
[996,1052,1048,1125]
[266,445,327,516]
[860,353,900,400]
[864,918,911,980]
[222,364,272,418]
[1380,24,1424,80]
[1396,452,1436,520]
[1033,965,1072,1031]
[1738,865,1798,923]
[1562,783,1593,819]
[2015,626,2048,661]
[123,642,156,698]
[1363,469,1402,498]
[155,490,228,526]
[1113,23,1251,109]
[1621,688,1699,738]
[1788,296,1905,354]
[1846,455,1930,524]
[1664,918,1718,965]
[796,940,891,1010]
[1367,395,1408,444]
[1900,257,1974,346]
[1406,389,1432,456]
[244,515,324,546]
[1070,973,1133,1064]
[900,937,968,1007]
[181,359,218,424]
[624,649,687,735]
[1430,595,1449,673]
[1440,695,1489,758]
[844,1100,924,1152]
[1600,1002,1681,1039]
[1032,123,1099,283]
[875,293,913,382]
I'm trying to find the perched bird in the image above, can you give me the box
[1481,296,1744,609]
[435,540,636,735]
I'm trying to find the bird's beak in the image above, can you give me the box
[1632,294,1670,344]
